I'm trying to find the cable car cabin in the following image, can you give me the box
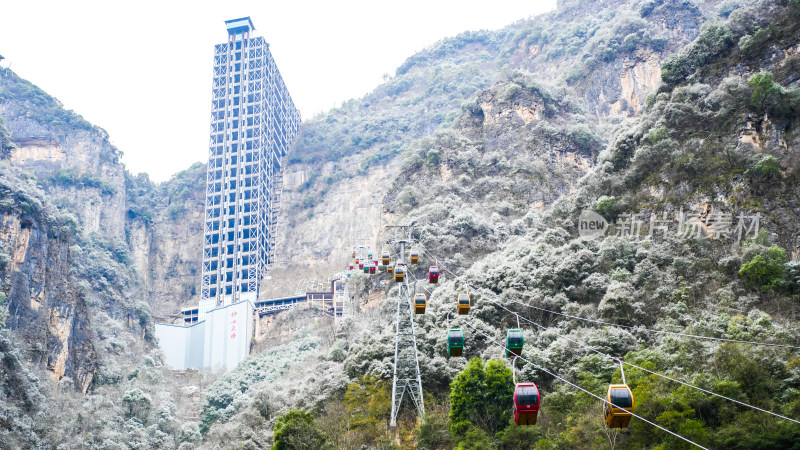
[363,265,370,274]
[369,265,376,274]
[358,263,364,270]
[387,263,394,273]
[367,253,373,259]
[506,329,524,357]
[355,258,360,264]
[513,382,540,426]
[410,250,420,264]
[457,293,470,315]
[394,264,406,282]
[414,293,426,314]
[603,384,634,428]
[381,251,391,265]
[429,266,440,283]
[349,264,354,270]
[352,251,356,259]
[447,328,464,357]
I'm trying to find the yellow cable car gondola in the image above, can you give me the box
[387,262,394,273]
[409,249,420,264]
[394,264,406,282]
[603,384,634,428]
[414,293,426,314]
[457,293,470,315]
[381,251,390,265]
[355,258,360,265]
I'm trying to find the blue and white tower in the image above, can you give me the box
[199,17,300,316]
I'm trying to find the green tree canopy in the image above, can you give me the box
[449,358,514,439]
[747,71,782,111]
[272,409,328,450]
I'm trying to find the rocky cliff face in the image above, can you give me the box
[0,162,96,392]
[261,155,403,297]
[125,163,206,319]
[0,75,127,242]
[273,0,734,292]
[3,0,799,447]
[0,68,193,389]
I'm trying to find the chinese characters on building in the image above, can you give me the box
[230,310,237,340]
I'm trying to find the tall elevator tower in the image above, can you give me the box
[199,17,300,315]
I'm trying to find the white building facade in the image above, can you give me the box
[155,300,254,371]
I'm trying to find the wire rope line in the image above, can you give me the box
[418,243,800,425]
[491,300,800,426]
[512,302,800,350]
[387,246,433,296]
[462,321,710,450]
[417,242,800,349]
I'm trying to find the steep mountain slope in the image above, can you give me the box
[202,0,800,448]
[275,0,726,280]
[0,70,208,447]
[2,0,800,448]
[378,0,800,447]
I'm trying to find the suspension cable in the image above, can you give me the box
[388,246,434,296]
[418,242,800,349]
[513,302,800,350]
[493,298,800,425]
[462,321,709,450]
[419,242,800,425]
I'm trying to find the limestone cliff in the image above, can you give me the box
[272,0,725,291]
[0,163,96,392]
[0,70,126,242]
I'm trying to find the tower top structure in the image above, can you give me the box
[225,17,255,36]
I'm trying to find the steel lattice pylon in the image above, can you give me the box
[389,241,424,427]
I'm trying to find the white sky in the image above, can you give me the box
[0,0,556,182]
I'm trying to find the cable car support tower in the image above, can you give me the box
[388,231,425,427]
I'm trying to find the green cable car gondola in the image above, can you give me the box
[447,328,464,357]
[506,328,524,357]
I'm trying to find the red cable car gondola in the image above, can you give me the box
[513,382,540,426]
[428,266,439,283]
